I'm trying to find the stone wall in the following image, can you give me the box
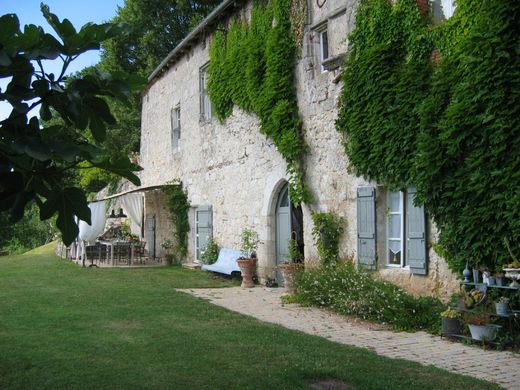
[139,0,459,301]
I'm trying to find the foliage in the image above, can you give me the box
[440,308,459,319]
[240,228,260,257]
[0,245,496,389]
[336,0,520,273]
[100,0,221,76]
[0,202,55,254]
[311,212,345,266]
[163,182,190,258]
[295,262,444,332]
[0,5,144,245]
[208,0,311,204]
[200,236,219,265]
[414,0,520,273]
[337,0,432,190]
[286,238,303,263]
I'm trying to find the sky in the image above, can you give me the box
[0,0,125,120]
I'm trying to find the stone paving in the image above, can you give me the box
[178,287,520,389]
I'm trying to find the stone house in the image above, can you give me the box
[138,0,459,300]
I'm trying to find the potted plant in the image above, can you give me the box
[236,228,260,288]
[495,296,510,316]
[278,238,304,294]
[440,308,460,336]
[161,239,175,265]
[495,269,506,286]
[465,307,501,341]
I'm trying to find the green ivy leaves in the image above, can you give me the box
[336,0,520,273]
[207,0,310,204]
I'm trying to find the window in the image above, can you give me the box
[387,191,404,266]
[199,64,212,122]
[171,106,180,152]
[319,28,329,73]
[431,0,456,22]
[195,206,212,262]
[357,186,427,274]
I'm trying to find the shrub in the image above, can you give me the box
[294,262,443,332]
[200,237,220,265]
[311,212,345,266]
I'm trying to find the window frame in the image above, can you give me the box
[386,191,405,268]
[199,63,212,123]
[171,105,181,153]
[318,27,329,73]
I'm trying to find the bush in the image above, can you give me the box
[294,262,443,332]
[200,237,220,265]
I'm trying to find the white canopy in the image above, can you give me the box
[78,201,107,260]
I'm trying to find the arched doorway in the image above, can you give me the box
[275,184,304,285]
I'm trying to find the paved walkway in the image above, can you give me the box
[179,287,520,389]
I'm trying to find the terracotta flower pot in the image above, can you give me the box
[236,258,257,288]
[278,263,304,294]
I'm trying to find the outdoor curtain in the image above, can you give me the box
[78,201,107,259]
[121,193,144,238]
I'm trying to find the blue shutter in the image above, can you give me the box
[407,188,427,275]
[357,187,377,270]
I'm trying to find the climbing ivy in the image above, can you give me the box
[163,182,191,258]
[208,0,311,204]
[336,0,520,273]
[312,212,345,266]
[337,0,432,190]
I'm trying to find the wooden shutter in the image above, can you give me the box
[357,187,377,270]
[407,187,428,275]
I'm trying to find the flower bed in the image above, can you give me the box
[294,263,444,332]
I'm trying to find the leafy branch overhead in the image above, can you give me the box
[0,3,145,245]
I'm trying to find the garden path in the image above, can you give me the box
[179,287,519,389]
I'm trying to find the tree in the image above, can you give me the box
[0,4,145,245]
[100,0,221,75]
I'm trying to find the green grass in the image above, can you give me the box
[0,244,499,389]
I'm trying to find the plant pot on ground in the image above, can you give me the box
[278,238,304,294]
[161,239,176,265]
[237,228,260,289]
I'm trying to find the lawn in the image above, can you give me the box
[0,244,499,389]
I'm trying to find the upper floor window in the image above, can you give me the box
[199,64,212,122]
[319,27,329,73]
[431,0,456,22]
[171,105,181,152]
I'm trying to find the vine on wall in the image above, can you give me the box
[311,212,345,266]
[208,0,311,204]
[337,0,520,273]
[163,182,191,258]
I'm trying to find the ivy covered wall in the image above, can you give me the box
[337,0,520,273]
[208,0,311,205]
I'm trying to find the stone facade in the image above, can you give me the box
[139,0,459,301]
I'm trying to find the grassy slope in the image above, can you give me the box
[0,244,498,389]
